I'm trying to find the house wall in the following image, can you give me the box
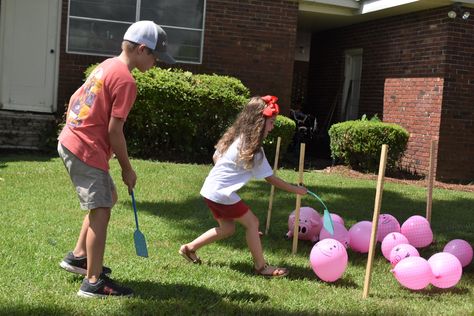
[307,6,474,181]
[383,78,443,175]
[57,0,298,116]
[438,19,474,181]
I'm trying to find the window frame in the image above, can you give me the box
[66,0,206,64]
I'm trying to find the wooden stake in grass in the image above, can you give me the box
[292,143,306,255]
[265,136,282,235]
[426,139,437,223]
[362,144,388,299]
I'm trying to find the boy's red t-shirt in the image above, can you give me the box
[59,57,137,171]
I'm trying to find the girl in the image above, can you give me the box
[179,95,307,277]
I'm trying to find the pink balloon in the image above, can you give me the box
[349,221,372,253]
[389,243,419,267]
[400,215,433,248]
[382,232,409,260]
[428,252,463,288]
[330,213,345,226]
[319,222,350,248]
[377,214,401,242]
[310,238,348,282]
[391,256,433,290]
[443,239,473,268]
[287,207,322,243]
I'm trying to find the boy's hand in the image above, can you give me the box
[122,168,137,194]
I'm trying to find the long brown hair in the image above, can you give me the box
[215,97,267,169]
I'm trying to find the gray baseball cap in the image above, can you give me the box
[123,20,176,64]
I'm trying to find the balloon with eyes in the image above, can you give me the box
[287,207,322,243]
[390,243,420,267]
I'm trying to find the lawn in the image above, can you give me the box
[0,154,472,315]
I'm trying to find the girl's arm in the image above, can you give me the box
[212,151,219,164]
[265,175,307,195]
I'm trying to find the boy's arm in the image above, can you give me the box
[265,174,307,195]
[109,116,136,193]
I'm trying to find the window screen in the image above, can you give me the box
[67,0,205,64]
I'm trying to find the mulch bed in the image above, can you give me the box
[319,165,474,193]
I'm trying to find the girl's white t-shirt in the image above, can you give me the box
[200,138,273,205]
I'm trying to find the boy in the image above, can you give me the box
[58,20,175,298]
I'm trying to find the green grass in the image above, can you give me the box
[0,154,473,315]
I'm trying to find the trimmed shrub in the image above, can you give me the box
[84,65,294,164]
[328,117,409,172]
[85,65,249,162]
[263,115,296,164]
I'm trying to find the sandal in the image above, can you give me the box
[179,245,202,264]
[255,263,289,278]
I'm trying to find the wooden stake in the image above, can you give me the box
[265,137,282,235]
[426,139,436,223]
[362,144,388,299]
[292,143,306,255]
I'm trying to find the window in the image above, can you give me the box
[67,0,205,64]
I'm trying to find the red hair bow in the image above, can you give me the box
[261,95,280,117]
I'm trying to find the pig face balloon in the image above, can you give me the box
[390,243,420,267]
[381,232,410,260]
[377,214,401,242]
[287,207,322,243]
[310,238,348,282]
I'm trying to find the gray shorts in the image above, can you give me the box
[58,142,116,210]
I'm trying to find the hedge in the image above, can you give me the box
[263,115,296,164]
[328,117,409,172]
[84,65,295,164]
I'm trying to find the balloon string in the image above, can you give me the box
[307,190,329,210]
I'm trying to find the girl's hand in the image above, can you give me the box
[296,185,308,195]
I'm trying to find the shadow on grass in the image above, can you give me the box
[371,284,471,300]
[121,280,317,315]
[226,261,358,288]
[115,171,473,284]
[121,178,473,252]
[0,151,56,164]
[0,306,75,316]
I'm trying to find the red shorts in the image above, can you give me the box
[204,198,249,220]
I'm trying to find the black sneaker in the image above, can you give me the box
[77,275,133,298]
[59,252,112,276]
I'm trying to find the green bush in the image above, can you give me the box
[263,115,296,164]
[84,65,295,164]
[85,65,249,162]
[328,116,409,172]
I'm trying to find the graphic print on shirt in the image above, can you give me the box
[66,67,104,127]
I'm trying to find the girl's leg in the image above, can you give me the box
[181,218,236,260]
[234,210,265,269]
[179,219,235,264]
[235,210,288,276]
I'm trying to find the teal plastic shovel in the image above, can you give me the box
[131,190,148,258]
[307,190,335,236]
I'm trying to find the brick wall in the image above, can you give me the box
[437,20,474,181]
[0,110,55,150]
[57,0,298,115]
[308,7,450,124]
[383,78,443,175]
[308,6,474,181]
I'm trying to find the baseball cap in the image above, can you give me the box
[123,20,176,64]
